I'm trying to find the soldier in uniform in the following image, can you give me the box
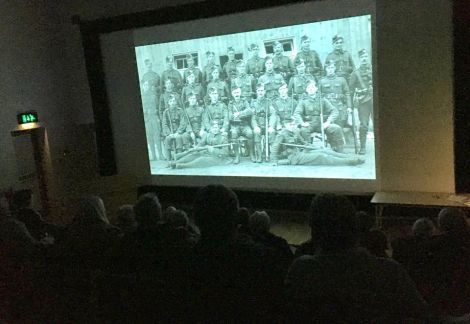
[202,51,221,88]
[246,43,265,82]
[205,66,229,104]
[288,58,315,100]
[251,83,277,162]
[294,35,323,79]
[170,121,233,169]
[182,91,205,149]
[141,59,160,98]
[349,49,373,155]
[325,35,355,82]
[294,79,345,153]
[203,87,229,142]
[182,71,204,106]
[319,60,354,145]
[222,47,238,83]
[258,56,284,100]
[161,55,183,92]
[141,80,162,160]
[162,94,187,164]
[272,41,295,84]
[272,117,364,166]
[228,86,254,163]
[159,79,182,121]
[231,60,255,102]
[273,81,297,132]
[183,54,203,85]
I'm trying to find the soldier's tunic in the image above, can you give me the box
[161,68,183,91]
[273,54,295,83]
[202,63,221,86]
[174,132,232,168]
[228,99,253,139]
[251,97,277,143]
[231,74,255,100]
[325,49,355,81]
[258,72,284,100]
[158,92,182,120]
[273,96,297,129]
[295,50,323,79]
[183,67,203,85]
[349,63,373,149]
[246,56,265,80]
[223,59,238,82]
[288,73,315,100]
[182,84,205,106]
[206,80,229,104]
[182,104,205,147]
[141,70,160,97]
[203,101,230,134]
[293,95,343,149]
[319,75,351,126]
[162,107,187,151]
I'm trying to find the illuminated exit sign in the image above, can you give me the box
[17,111,39,125]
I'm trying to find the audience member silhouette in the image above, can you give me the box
[11,189,63,241]
[113,204,137,235]
[188,184,278,322]
[285,193,429,322]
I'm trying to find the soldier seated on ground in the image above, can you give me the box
[171,121,233,169]
[272,118,364,166]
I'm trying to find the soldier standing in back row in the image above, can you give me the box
[203,87,229,140]
[349,49,373,155]
[272,41,295,84]
[246,43,265,81]
[294,35,323,80]
[182,92,205,149]
[141,59,160,99]
[205,67,229,104]
[182,71,204,106]
[258,56,284,100]
[319,60,353,145]
[202,51,221,88]
[183,54,203,85]
[231,60,255,102]
[325,35,355,82]
[162,94,187,164]
[161,55,183,92]
[223,47,238,83]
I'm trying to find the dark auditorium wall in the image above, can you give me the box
[0,0,457,221]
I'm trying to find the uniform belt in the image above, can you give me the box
[325,94,343,99]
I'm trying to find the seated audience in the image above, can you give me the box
[360,229,389,258]
[285,193,430,322]
[113,204,137,235]
[188,185,280,322]
[53,196,121,270]
[236,206,251,236]
[11,189,63,241]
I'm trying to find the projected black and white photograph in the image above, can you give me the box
[135,14,375,180]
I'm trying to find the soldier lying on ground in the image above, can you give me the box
[170,121,234,169]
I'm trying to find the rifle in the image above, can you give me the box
[265,102,269,161]
[318,92,326,148]
[175,143,232,160]
[167,109,177,163]
[351,92,359,154]
[183,100,196,148]
[281,142,318,150]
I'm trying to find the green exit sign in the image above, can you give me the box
[17,111,39,125]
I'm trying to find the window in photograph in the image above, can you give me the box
[174,52,199,70]
[264,38,294,55]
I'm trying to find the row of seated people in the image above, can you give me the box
[1,188,468,322]
[147,79,363,166]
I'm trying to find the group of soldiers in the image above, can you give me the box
[140,34,373,169]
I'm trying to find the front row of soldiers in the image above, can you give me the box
[146,73,365,169]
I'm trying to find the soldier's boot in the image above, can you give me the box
[166,149,173,163]
[347,157,365,166]
[277,159,290,165]
[343,128,355,146]
[233,143,240,164]
[334,144,344,153]
[359,126,367,155]
[247,142,256,162]
[255,142,263,163]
